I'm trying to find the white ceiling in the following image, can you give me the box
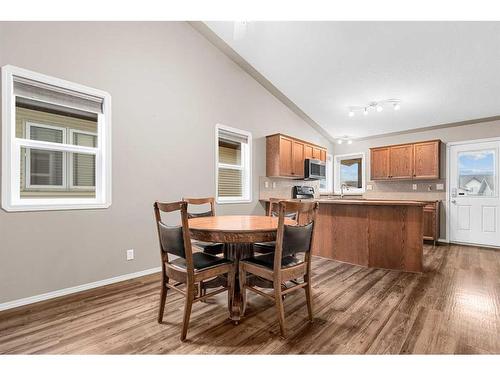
[205,21,500,139]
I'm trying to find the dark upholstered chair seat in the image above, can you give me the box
[170,252,231,271]
[245,252,301,269]
[253,241,276,254]
[192,241,224,255]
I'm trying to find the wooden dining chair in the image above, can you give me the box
[239,200,319,338]
[253,198,298,254]
[154,201,235,341]
[182,197,224,256]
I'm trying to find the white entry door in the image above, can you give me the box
[449,140,500,247]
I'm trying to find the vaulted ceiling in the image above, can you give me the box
[205,21,500,139]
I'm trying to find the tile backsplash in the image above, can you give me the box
[259,177,320,200]
[363,179,446,201]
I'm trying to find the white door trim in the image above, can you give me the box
[446,137,500,247]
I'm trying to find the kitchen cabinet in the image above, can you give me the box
[370,147,390,179]
[370,140,440,181]
[266,133,327,178]
[414,141,440,179]
[389,144,414,179]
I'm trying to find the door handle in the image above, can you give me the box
[451,199,456,204]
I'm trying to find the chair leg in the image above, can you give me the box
[239,263,247,316]
[181,284,194,341]
[274,281,286,338]
[157,277,169,323]
[304,274,313,322]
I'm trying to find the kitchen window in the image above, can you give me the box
[334,152,366,194]
[215,124,252,203]
[1,65,111,211]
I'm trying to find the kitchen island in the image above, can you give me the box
[261,198,426,273]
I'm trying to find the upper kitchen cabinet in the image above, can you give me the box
[266,133,327,178]
[413,140,441,179]
[370,147,390,179]
[389,144,414,179]
[370,140,441,180]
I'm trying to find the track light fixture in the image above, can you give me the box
[348,99,401,117]
[335,136,353,145]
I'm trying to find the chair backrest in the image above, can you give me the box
[274,200,319,270]
[183,197,216,219]
[268,198,298,221]
[153,201,194,274]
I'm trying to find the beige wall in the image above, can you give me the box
[0,22,331,304]
[334,119,500,238]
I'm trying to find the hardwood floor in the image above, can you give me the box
[0,244,498,354]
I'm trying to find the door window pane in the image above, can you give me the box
[458,150,495,196]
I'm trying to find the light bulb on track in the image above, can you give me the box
[347,139,353,144]
[376,104,383,112]
[337,139,343,145]
[363,108,368,116]
[393,102,400,111]
[348,110,354,117]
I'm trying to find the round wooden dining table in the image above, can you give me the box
[188,215,295,323]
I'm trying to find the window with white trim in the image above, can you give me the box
[1,65,111,211]
[334,152,366,195]
[215,124,252,203]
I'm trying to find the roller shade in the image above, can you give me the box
[218,128,248,144]
[14,76,104,114]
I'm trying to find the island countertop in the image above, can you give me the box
[259,198,428,206]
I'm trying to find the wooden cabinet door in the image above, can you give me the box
[389,144,414,179]
[320,149,327,162]
[370,147,390,180]
[414,141,440,179]
[312,147,321,160]
[423,208,435,239]
[304,145,313,160]
[279,137,294,176]
[292,141,305,177]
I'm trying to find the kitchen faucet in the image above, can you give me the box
[340,183,349,198]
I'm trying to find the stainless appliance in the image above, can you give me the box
[292,185,315,199]
[304,158,326,180]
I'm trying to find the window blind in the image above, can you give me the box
[218,168,243,197]
[73,133,96,187]
[29,127,64,186]
[14,76,104,114]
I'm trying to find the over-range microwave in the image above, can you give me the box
[304,158,326,180]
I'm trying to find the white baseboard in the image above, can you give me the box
[0,266,162,312]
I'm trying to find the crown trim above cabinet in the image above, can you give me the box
[370,140,441,180]
[266,133,327,178]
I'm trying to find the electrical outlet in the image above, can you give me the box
[436,183,444,191]
[264,181,269,188]
[126,249,134,261]
[366,184,373,191]
[412,184,417,191]
[272,182,276,189]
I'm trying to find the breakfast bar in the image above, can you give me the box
[312,199,426,272]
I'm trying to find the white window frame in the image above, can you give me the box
[25,122,68,190]
[69,129,98,191]
[1,65,112,212]
[319,153,334,194]
[334,152,366,195]
[215,124,252,204]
